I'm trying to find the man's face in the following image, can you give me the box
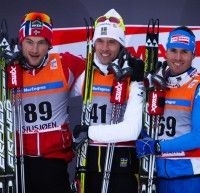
[21,36,50,67]
[94,37,121,65]
[166,48,194,76]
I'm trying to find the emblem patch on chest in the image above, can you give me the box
[50,58,58,69]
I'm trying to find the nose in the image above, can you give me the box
[31,42,39,53]
[101,42,109,51]
[175,51,182,61]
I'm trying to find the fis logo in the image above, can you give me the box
[50,58,58,69]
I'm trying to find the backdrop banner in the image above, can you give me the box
[51,25,200,71]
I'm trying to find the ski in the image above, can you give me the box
[7,54,24,193]
[72,17,94,193]
[139,18,165,193]
[0,19,17,193]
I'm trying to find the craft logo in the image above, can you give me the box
[171,34,190,44]
[188,79,198,89]
[31,20,43,28]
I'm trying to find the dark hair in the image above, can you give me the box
[172,26,195,37]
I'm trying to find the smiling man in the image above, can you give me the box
[15,12,85,193]
[136,26,200,193]
[73,9,144,193]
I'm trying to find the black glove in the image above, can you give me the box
[72,124,89,151]
[156,61,170,79]
[115,48,145,82]
[127,57,144,82]
[152,60,169,90]
[107,48,134,81]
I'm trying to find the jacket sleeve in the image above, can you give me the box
[88,81,144,143]
[70,71,85,97]
[60,52,85,97]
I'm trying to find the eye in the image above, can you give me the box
[96,38,103,43]
[182,49,189,54]
[169,48,176,53]
[25,39,34,45]
[38,40,48,46]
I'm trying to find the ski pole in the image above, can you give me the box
[10,92,18,193]
[17,88,25,193]
[101,142,115,193]
[7,61,25,193]
[139,18,160,193]
[101,105,118,193]
[101,77,130,193]
[147,115,159,193]
[0,19,9,192]
[72,17,94,193]
[147,88,165,193]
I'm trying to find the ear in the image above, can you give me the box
[192,53,195,60]
[48,46,52,50]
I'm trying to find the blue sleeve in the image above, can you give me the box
[161,85,200,152]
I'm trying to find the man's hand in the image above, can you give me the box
[72,124,89,151]
[107,48,145,82]
[136,137,161,158]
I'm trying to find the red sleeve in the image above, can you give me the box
[60,52,85,83]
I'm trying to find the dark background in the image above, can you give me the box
[1,0,200,39]
[1,0,200,182]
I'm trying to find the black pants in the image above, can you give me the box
[85,172,138,193]
[84,145,139,193]
[17,156,71,193]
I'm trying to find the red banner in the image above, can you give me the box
[51,25,200,71]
